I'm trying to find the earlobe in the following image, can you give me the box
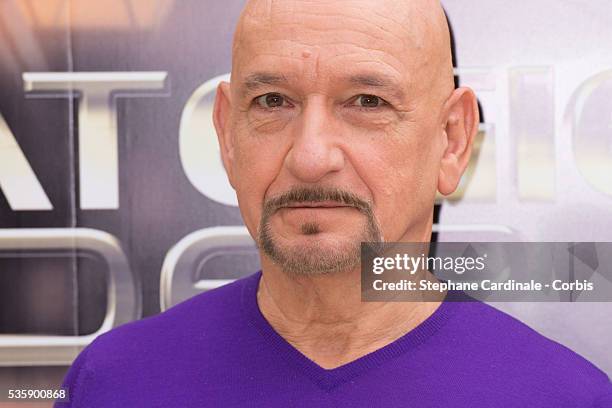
[212,81,236,188]
[437,87,479,196]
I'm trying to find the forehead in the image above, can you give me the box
[233,0,434,91]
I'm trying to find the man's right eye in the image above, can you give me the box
[254,93,287,109]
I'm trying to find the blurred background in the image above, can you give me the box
[0,0,611,406]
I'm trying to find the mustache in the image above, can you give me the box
[262,186,373,216]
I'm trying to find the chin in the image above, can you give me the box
[264,232,362,276]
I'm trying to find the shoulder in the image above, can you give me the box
[445,301,612,403]
[69,275,255,366]
[89,271,258,356]
[56,272,260,406]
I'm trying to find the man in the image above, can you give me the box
[56,0,612,406]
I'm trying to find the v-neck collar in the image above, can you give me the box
[240,270,457,391]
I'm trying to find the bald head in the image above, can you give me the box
[231,0,454,103]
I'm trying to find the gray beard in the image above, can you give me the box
[256,186,384,276]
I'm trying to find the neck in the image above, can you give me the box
[257,248,440,368]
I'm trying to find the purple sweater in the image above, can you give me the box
[56,270,612,407]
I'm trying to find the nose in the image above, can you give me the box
[284,97,345,183]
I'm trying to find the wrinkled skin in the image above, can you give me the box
[213,0,479,369]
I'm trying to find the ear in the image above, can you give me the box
[212,81,236,189]
[437,87,479,196]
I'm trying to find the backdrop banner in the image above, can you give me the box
[0,0,610,393]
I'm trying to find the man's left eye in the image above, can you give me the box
[352,94,387,108]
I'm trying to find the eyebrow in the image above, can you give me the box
[241,72,289,95]
[348,73,406,101]
[239,71,406,102]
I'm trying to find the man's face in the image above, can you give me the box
[216,0,460,275]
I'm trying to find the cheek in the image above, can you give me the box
[231,122,289,226]
[350,123,442,236]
